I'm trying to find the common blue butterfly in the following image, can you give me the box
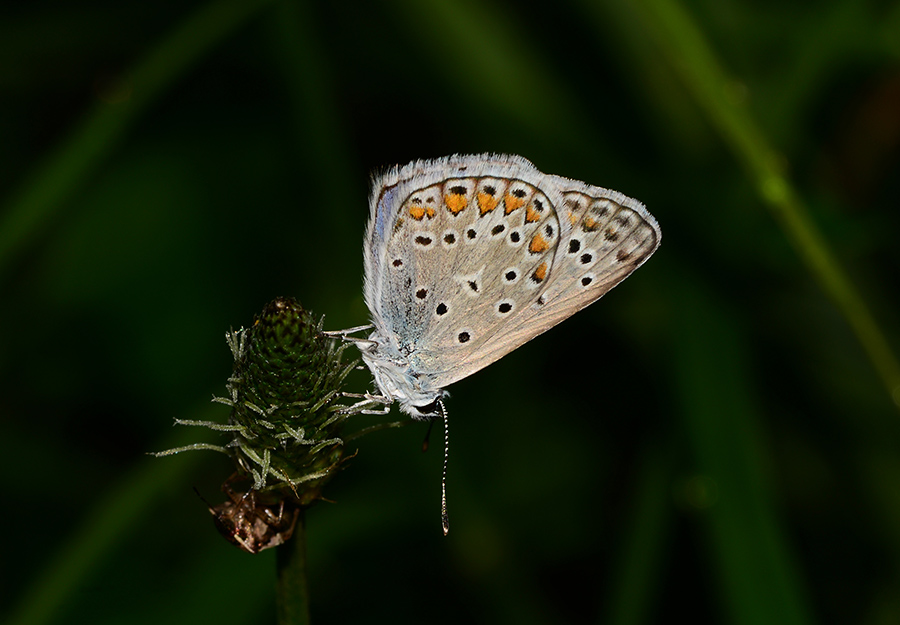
[334,154,660,532]
[356,153,659,413]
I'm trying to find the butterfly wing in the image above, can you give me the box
[364,153,555,355]
[521,176,660,330]
[431,180,660,387]
[363,154,659,395]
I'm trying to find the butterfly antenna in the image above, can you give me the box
[437,399,450,535]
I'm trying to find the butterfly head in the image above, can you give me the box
[359,335,447,419]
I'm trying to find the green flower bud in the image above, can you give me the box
[224,296,354,503]
[155,296,374,552]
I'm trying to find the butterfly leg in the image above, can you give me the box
[323,324,374,338]
[336,392,392,415]
[324,325,379,350]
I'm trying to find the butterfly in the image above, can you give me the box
[356,153,659,414]
[335,153,660,532]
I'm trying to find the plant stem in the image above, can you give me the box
[276,509,310,625]
[627,0,900,409]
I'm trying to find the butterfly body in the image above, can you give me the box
[360,154,660,418]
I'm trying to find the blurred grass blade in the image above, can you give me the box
[264,0,361,313]
[0,0,277,283]
[382,0,585,147]
[603,444,673,625]
[267,0,354,203]
[882,3,900,57]
[673,278,814,625]
[6,413,213,625]
[589,0,900,409]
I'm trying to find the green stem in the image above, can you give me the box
[603,443,673,625]
[626,0,900,409]
[584,0,900,409]
[276,509,311,625]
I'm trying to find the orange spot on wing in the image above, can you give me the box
[445,193,468,214]
[504,194,526,214]
[529,232,549,254]
[477,192,499,215]
[525,204,541,223]
[582,216,600,231]
[409,205,426,220]
[532,262,548,283]
[568,211,579,225]
[426,206,435,218]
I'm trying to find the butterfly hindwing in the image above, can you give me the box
[517,183,660,329]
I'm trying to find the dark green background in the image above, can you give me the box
[3,1,900,624]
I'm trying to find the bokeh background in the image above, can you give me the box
[3,1,900,624]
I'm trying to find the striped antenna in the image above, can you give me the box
[437,399,450,535]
